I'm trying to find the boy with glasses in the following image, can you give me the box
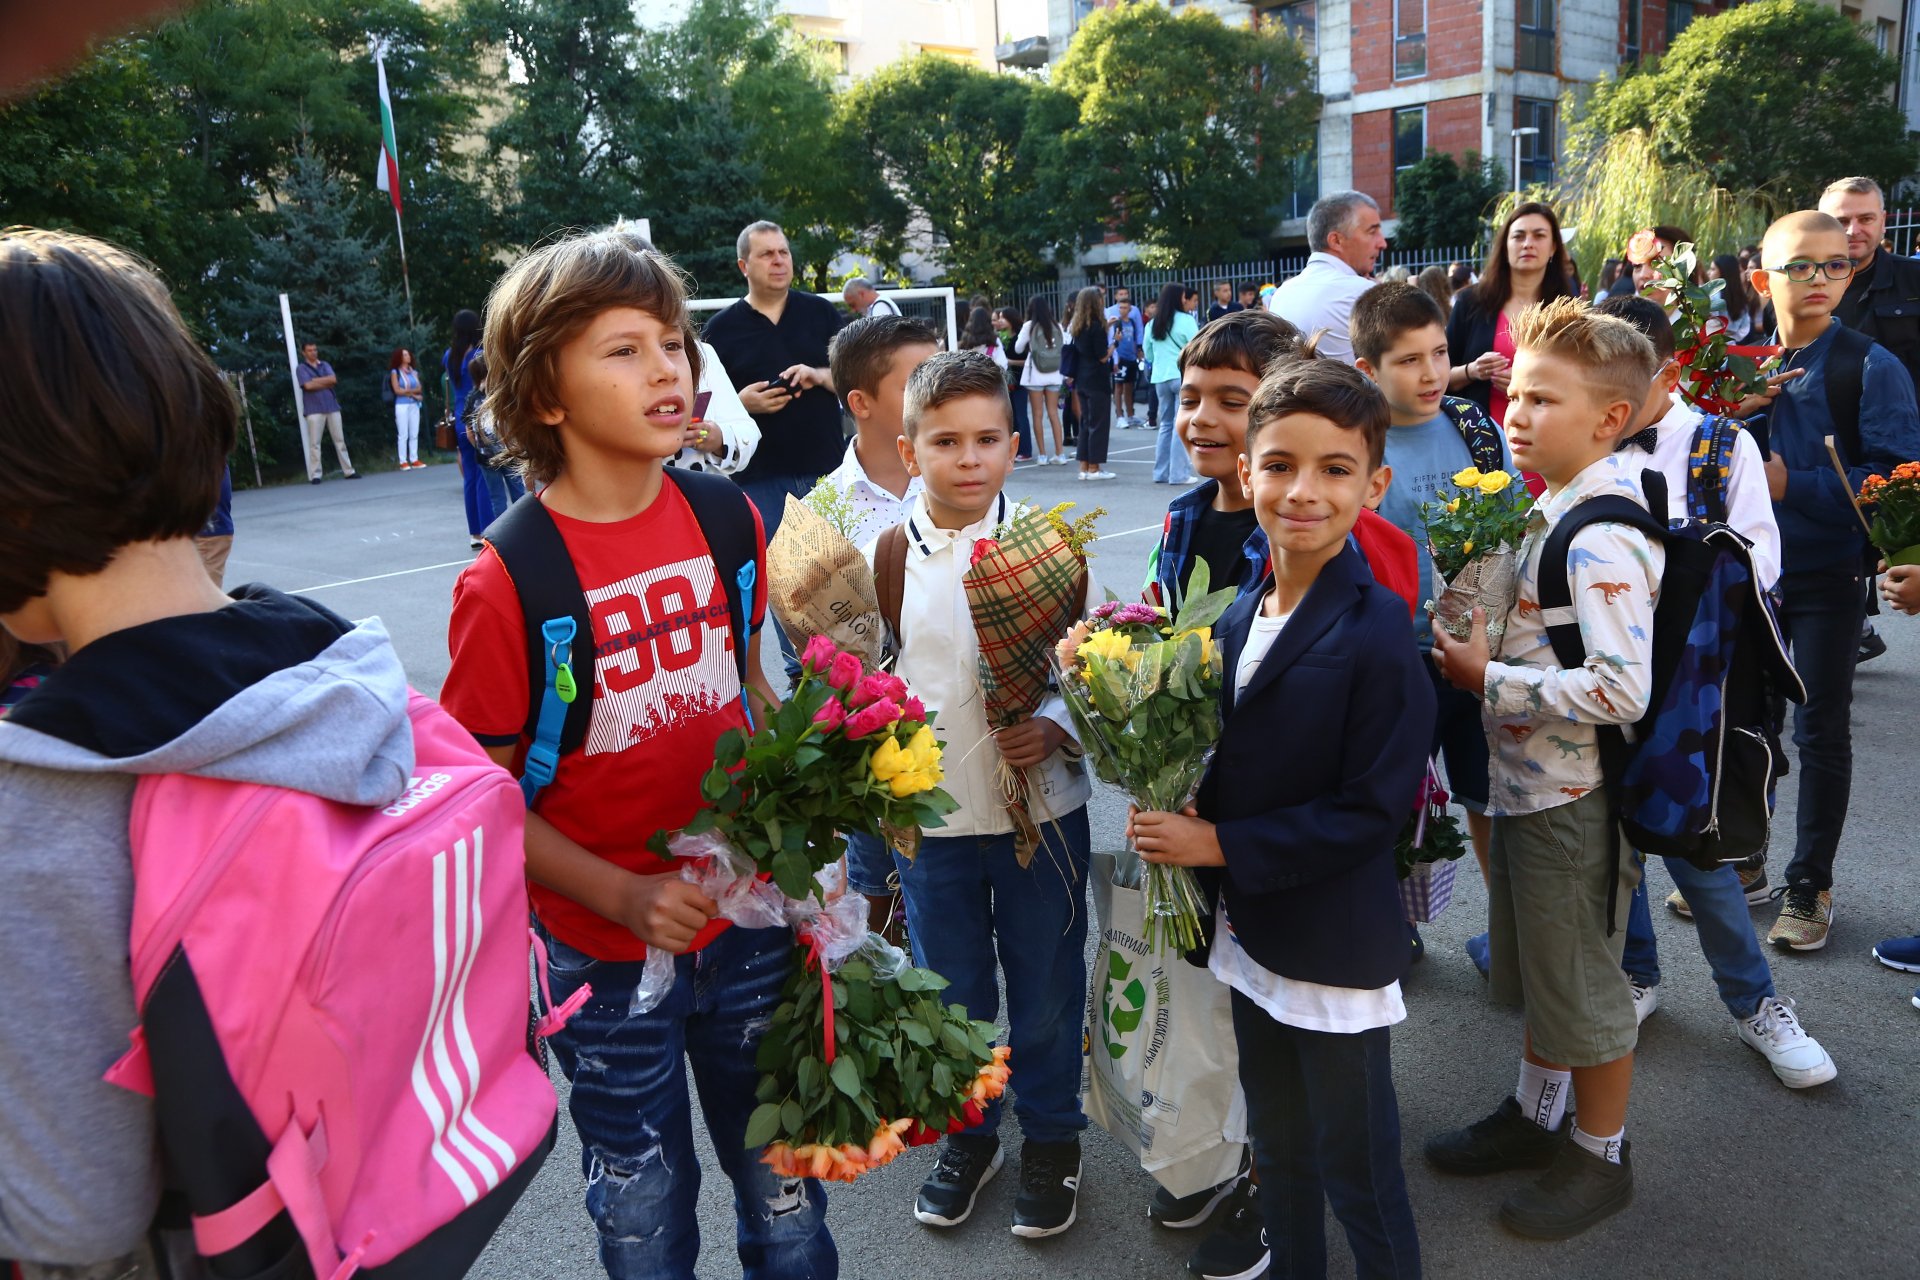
[1744,211,1920,953]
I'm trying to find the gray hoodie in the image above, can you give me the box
[0,607,414,1269]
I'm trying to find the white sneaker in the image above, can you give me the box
[1630,981,1660,1026]
[1076,471,1090,481]
[1089,470,1117,480]
[1736,995,1837,1088]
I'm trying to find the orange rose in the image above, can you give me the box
[1626,228,1661,266]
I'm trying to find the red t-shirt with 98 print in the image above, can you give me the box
[441,483,766,961]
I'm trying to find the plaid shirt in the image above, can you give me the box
[1146,480,1272,611]
[1483,453,1665,817]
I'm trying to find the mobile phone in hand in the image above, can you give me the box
[693,390,712,420]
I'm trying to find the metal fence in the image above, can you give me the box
[1879,207,1920,258]
[688,287,960,349]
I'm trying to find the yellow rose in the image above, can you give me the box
[905,724,942,778]
[888,768,937,798]
[1446,497,1461,513]
[1463,539,1475,555]
[1078,628,1134,666]
[869,736,907,783]
[1477,471,1513,495]
[1451,466,1485,488]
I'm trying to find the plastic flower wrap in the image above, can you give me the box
[1860,460,1920,567]
[1054,562,1238,953]
[1639,242,1780,416]
[1421,465,1535,642]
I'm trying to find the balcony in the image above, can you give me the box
[995,35,1050,67]
[781,0,848,19]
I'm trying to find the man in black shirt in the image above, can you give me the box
[703,219,844,675]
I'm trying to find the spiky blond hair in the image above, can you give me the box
[1509,295,1656,424]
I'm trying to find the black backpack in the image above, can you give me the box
[479,468,759,803]
[1538,469,1805,919]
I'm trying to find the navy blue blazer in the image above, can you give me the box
[1193,543,1437,992]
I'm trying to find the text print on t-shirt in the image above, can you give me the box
[583,553,739,756]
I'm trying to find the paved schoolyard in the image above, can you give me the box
[225,444,1920,1279]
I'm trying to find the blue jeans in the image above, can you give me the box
[843,830,895,899]
[892,806,1092,1145]
[455,432,492,537]
[482,460,525,518]
[1152,381,1183,483]
[1775,568,1866,891]
[538,924,837,1280]
[1623,857,1773,1020]
[738,473,821,682]
[1231,997,1421,1279]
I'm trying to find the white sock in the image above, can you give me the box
[1516,1060,1573,1132]
[1572,1125,1625,1164]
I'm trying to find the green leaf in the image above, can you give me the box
[830,1054,863,1098]
[797,1054,822,1101]
[901,1018,936,1047]
[780,1098,805,1135]
[744,1102,782,1148]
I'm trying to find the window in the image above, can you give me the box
[1395,0,1426,79]
[1666,0,1695,46]
[1514,98,1556,187]
[1274,0,1317,58]
[1517,0,1555,72]
[1394,107,1425,173]
[1624,0,1640,64]
[831,41,850,75]
[1877,17,1896,53]
[1283,135,1320,220]
[1073,0,1096,29]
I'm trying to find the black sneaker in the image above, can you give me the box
[1010,1138,1080,1238]
[1858,627,1888,664]
[1426,1096,1570,1175]
[914,1134,1003,1228]
[1150,1150,1249,1228]
[1498,1139,1633,1240]
[1186,1179,1268,1280]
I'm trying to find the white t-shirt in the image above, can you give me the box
[1207,599,1407,1034]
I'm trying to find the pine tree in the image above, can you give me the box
[213,134,426,478]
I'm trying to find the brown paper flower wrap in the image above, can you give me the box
[767,493,887,670]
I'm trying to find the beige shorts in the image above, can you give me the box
[1487,788,1641,1068]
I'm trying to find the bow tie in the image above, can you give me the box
[1618,427,1659,453]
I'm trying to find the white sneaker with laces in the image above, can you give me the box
[1090,470,1117,480]
[1630,981,1660,1025]
[1737,995,1837,1088]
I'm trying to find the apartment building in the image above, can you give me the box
[781,0,1004,78]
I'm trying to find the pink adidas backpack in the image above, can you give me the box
[105,691,587,1279]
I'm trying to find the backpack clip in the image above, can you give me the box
[521,616,579,806]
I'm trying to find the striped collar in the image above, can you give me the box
[903,490,1010,559]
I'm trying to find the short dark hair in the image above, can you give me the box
[1245,349,1389,468]
[0,227,236,614]
[1349,282,1448,366]
[902,350,1011,437]
[1179,309,1305,378]
[1238,282,1258,295]
[1593,294,1676,363]
[830,313,941,400]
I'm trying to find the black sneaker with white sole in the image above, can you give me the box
[1150,1150,1250,1229]
[914,1134,1003,1228]
[1186,1179,1269,1280]
[1010,1138,1081,1238]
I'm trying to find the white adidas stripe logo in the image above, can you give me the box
[409,826,518,1204]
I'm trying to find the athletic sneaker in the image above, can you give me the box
[1872,934,1920,973]
[1858,626,1888,664]
[1426,1096,1569,1175]
[1767,886,1834,951]
[1465,931,1491,978]
[1187,1180,1269,1280]
[1010,1138,1080,1238]
[1736,995,1836,1088]
[1499,1140,1632,1240]
[1667,862,1769,917]
[914,1134,1004,1228]
[1912,986,1920,1012]
[1088,470,1117,480]
[1408,923,1425,964]
[1630,980,1660,1025]
[1150,1150,1248,1229]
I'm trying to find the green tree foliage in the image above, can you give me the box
[1052,5,1319,263]
[1571,0,1918,207]
[841,54,1082,298]
[1392,150,1504,250]
[214,140,427,478]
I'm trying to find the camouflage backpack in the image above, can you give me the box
[1538,468,1804,875]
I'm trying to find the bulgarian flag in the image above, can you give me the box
[374,46,402,217]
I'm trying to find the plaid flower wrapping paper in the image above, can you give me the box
[962,507,1089,868]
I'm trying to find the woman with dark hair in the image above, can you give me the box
[389,346,424,469]
[1064,286,1115,479]
[1708,252,1757,342]
[1445,200,1577,423]
[1015,295,1068,462]
[1145,281,1200,483]
[997,306,1033,459]
[443,308,490,548]
[958,304,1006,372]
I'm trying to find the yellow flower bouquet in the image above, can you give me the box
[1421,465,1535,642]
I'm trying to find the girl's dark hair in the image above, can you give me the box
[1475,201,1577,313]
[389,346,412,369]
[959,305,997,350]
[1152,282,1188,341]
[1712,253,1752,316]
[1025,295,1057,343]
[450,308,483,372]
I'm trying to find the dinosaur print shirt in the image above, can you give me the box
[1481,453,1664,816]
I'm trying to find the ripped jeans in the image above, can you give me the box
[538,922,837,1280]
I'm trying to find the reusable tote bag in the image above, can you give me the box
[1082,850,1246,1199]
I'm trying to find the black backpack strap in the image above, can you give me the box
[1823,323,1871,467]
[481,495,595,764]
[1444,396,1507,475]
[664,468,758,695]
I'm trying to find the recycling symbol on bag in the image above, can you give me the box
[1101,950,1148,1060]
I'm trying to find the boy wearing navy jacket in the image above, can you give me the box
[1134,352,1435,1280]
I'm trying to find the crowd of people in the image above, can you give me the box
[4,173,1919,1280]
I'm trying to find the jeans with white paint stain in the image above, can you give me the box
[538,922,838,1280]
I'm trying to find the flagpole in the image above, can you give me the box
[393,201,413,328]
[372,39,413,329]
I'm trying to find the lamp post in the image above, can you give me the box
[1510,126,1540,196]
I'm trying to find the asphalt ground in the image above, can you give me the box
[224,430,1920,1280]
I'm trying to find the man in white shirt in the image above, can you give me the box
[845,276,901,318]
[1269,191,1388,365]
